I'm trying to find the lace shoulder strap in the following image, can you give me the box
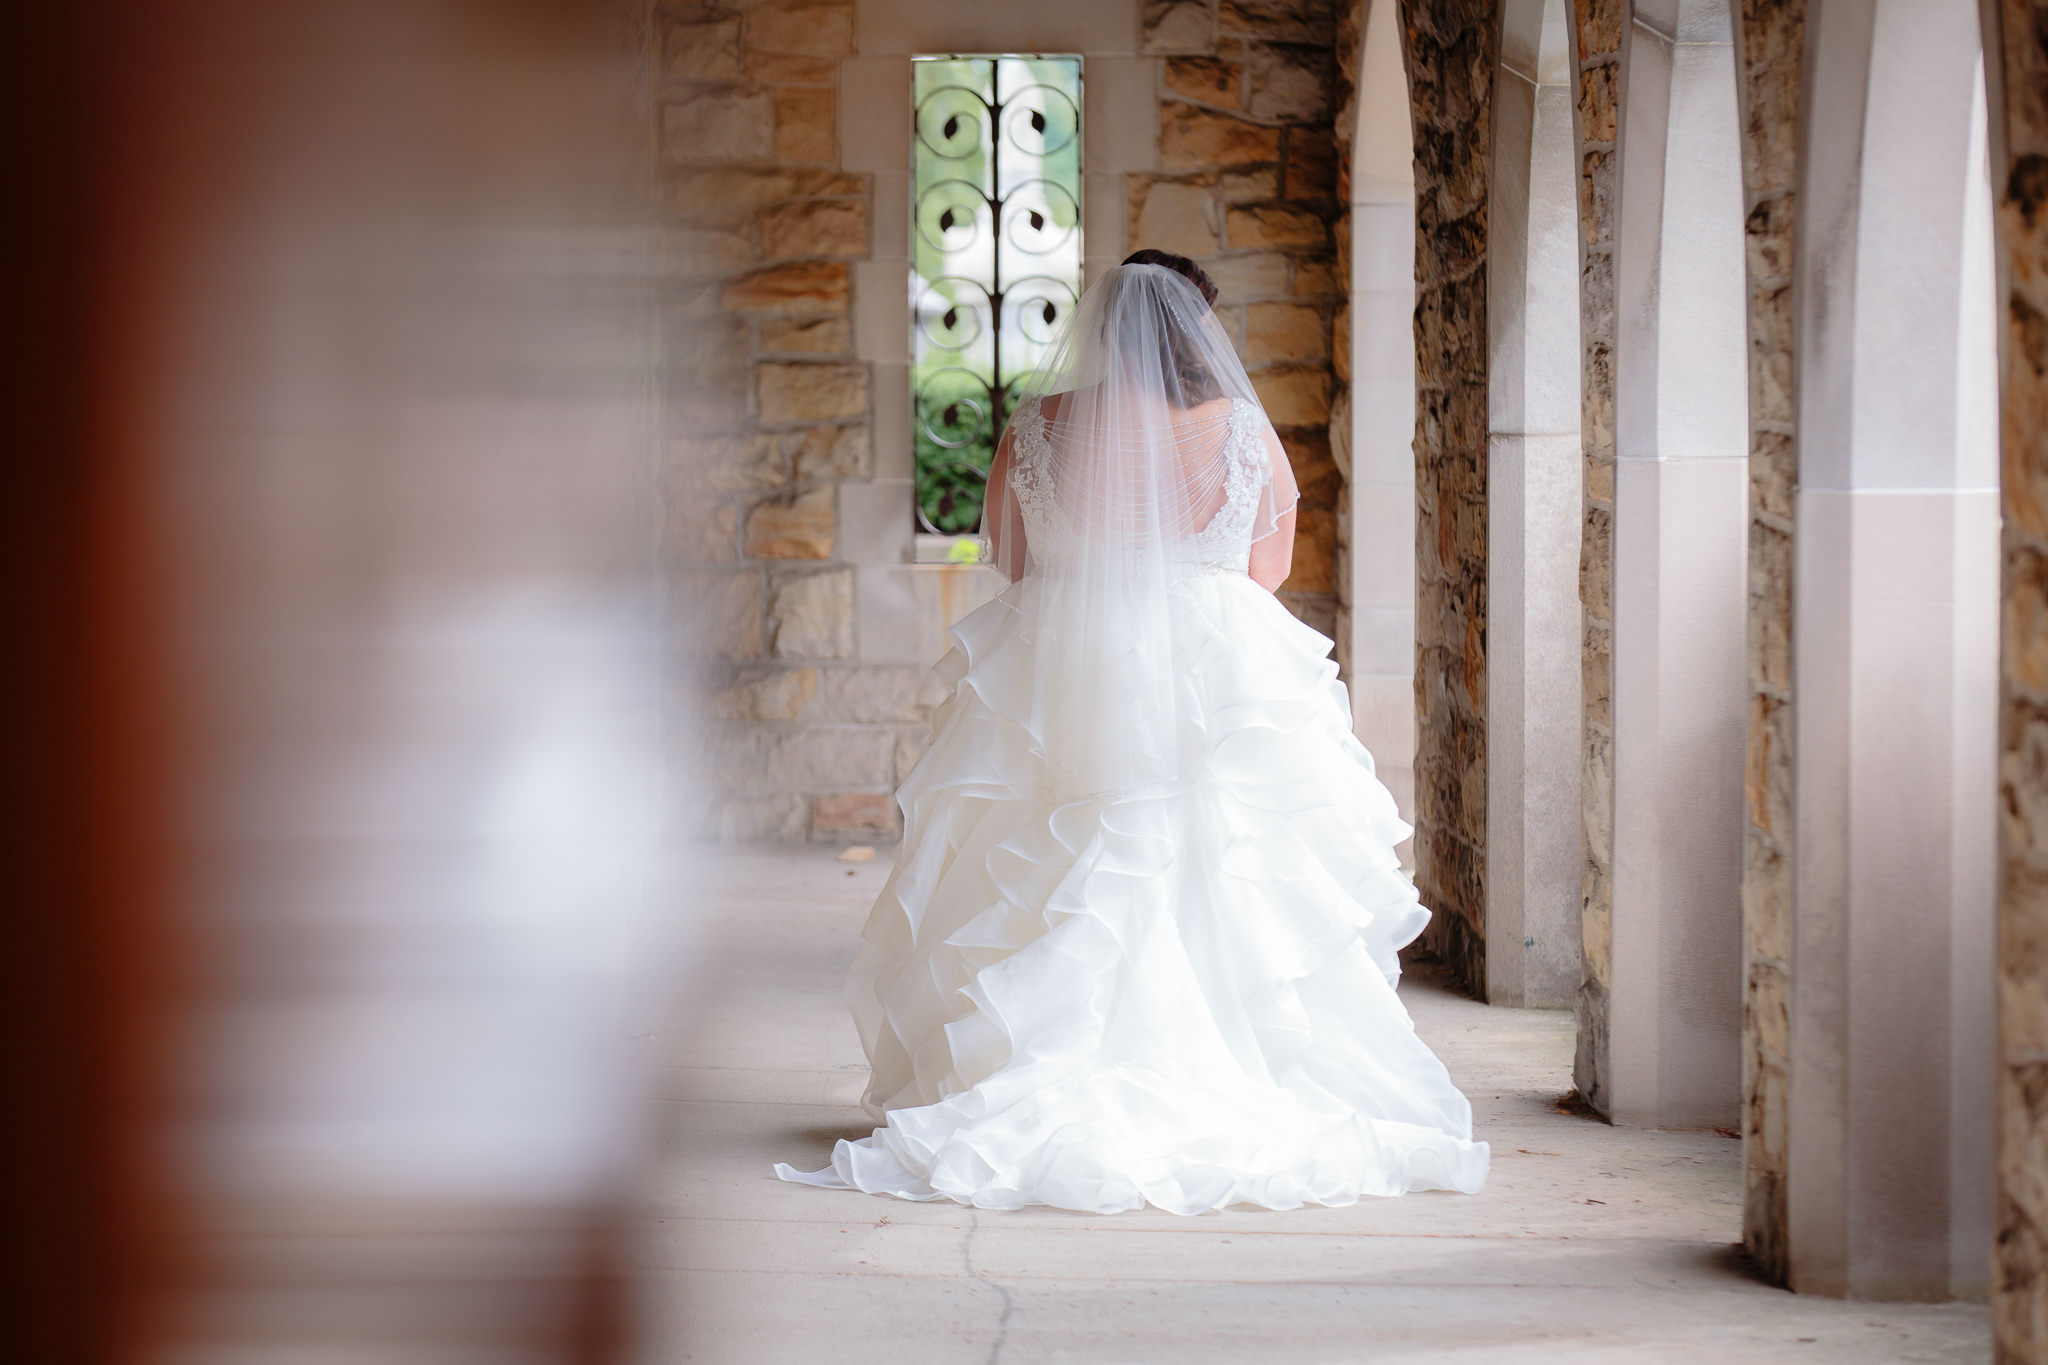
[1007,393,1047,458]
[1228,398,1271,489]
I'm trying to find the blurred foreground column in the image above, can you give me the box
[2,3,668,1362]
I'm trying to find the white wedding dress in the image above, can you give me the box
[774,382,1491,1214]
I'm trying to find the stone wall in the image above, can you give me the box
[1331,1,1366,687]
[1995,0,2048,1350]
[1566,0,1619,1106]
[1397,0,1496,994]
[1140,0,1347,640]
[1730,0,1801,1291]
[660,0,924,842]
[664,0,1353,841]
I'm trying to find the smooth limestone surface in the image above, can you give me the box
[637,846,1989,1364]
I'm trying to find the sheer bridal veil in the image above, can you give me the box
[978,260,1298,802]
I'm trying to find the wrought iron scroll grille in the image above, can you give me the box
[911,55,1084,537]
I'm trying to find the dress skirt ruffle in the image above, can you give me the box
[775,573,1490,1214]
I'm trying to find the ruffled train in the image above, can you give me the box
[775,573,1489,1214]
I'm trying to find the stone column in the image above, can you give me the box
[1729,0,1803,1290]
[1400,0,1500,996]
[1566,0,1623,1111]
[1488,0,1584,1007]
[1992,0,2048,1345]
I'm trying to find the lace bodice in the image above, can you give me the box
[1004,394,1271,578]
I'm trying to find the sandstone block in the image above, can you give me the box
[1750,429,1794,522]
[668,497,738,564]
[1161,103,1282,171]
[758,198,866,259]
[1735,0,1800,70]
[721,261,849,315]
[789,423,872,479]
[1573,0,1623,62]
[1226,203,1328,249]
[712,724,893,790]
[663,89,775,163]
[2000,860,2048,1055]
[769,569,855,658]
[1745,192,1794,282]
[1219,167,1280,202]
[667,226,754,281]
[747,1,855,57]
[1290,255,1337,297]
[1576,60,1617,144]
[2008,297,2048,540]
[662,16,741,83]
[761,314,852,355]
[1580,501,1613,621]
[745,485,835,559]
[1744,827,1791,965]
[814,666,948,723]
[894,726,930,782]
[1218,0,1329,44]
[1579,148,1614,249]
[1581,613,1612,729]
[1142,0,1219,55]
[811,791,898,838]
[2010,547,2048,700]
[1585,446,1615,504]
[746,52,837,84]
[1744,691,1792,841]
[666,308,749,380]
[1330,298,1349,384]
[1203,251,1292,300]
[1752,284,1794,425]
[668,432,788,494]
[1245,301,1327,366]
[1286,126,1335,198]
[1281,506,1336,593]
[1245,42,1332,122]
[757,362,868,423]
[670,168,866,225]
[1131,178,1222,258]
[714,792,809,841]
[1165,54,1242,108]
[677,569,761,660]
[667,313,751,424]
[1746,521,1791,690]
[1745,59,1799,194]
[1582,719,1614,870]
[711,667,819,721]
[775,87,835,165]
[1281,424,1337,504]
[1251,367,1331,425]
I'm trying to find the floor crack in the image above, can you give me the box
[961,1210,1015,1365]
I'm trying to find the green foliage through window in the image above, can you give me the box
[910,55,1083,536]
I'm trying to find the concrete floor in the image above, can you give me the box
[637,847,1990,1363]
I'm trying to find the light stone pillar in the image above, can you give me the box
[1486,0,1584,1007]
[1606,0,1749,1128]
[1782,0,1995,1299]
[1348,0,1419,861]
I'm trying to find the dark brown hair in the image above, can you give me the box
[1120,248,1223,402]
[1122,248,1219,307]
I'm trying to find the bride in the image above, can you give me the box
[775,250,1489,1214]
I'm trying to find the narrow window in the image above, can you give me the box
[911,55,1083,544]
